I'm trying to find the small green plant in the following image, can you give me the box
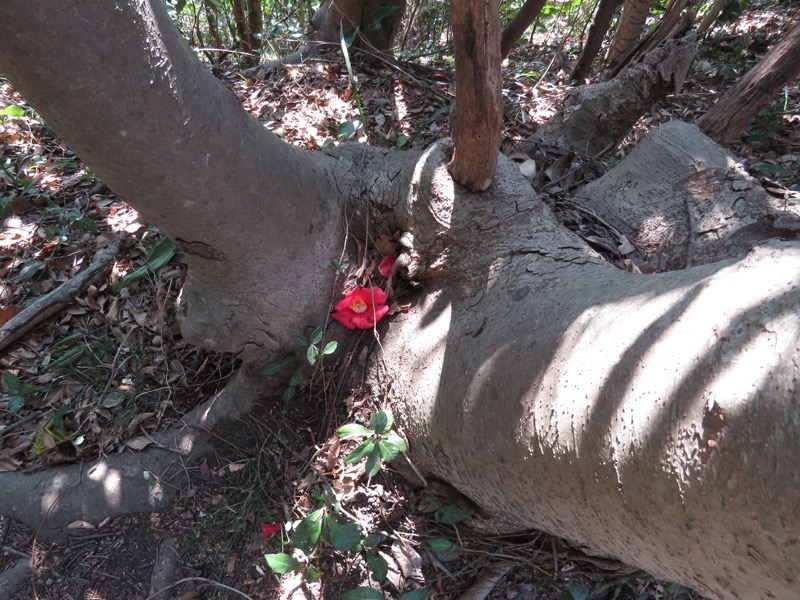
[2,372,35,415]
[114,236,176,292]
[336,409,408,477]
[261,326,338,401]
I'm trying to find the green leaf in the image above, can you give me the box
[326,515,362,552]
[341,587,383,600]
[1,105,25,118]
[8,395,25,415]
[293,334,308,348]
[369,410,393,434]
[3,372,22,393]
[363,533,382,548]
[292,508,325,553]
[283,386,296,402]
[74,217,98,232]
[344,438,376,463]
[113,237,175,292]
[435,504,468,525]
[261,362,283,376]
[365,445,382,477]
[288,367,304,387]
[426,538,455,552]
[306,344,319,366]
[377,431,407,462]
[280,355,296,369]
[305,564,322,582]
[143,470,158,486]
[322,340,338,355]
[564,581,590,600]
[366,551,389,583]
[337,120,358,140]
[264,553,303,575]
[310,327,323,345]
[336,423,371,438]
[398,589,431,600]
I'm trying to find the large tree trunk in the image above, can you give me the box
[606,0,653,65]
[311,0,407,51]
[698,19,800,145]
[1,2,799,598]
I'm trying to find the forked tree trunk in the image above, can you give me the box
[570,0,622,82]
[500,0,548,58]
[0,3,799,599]
[698,20,800,144]
[449,0,503,191]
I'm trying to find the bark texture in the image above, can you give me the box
[532,32,696,156]
[449,0,503,191]
[311,0,407,51]
[372,136,800,600]
[607,0,654,65]
[698,20,800,145]
[0,0,342,363]
[572,121,800,270]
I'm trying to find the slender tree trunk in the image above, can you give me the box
[232,0,253,53]
[204,0,224,50]
[246,0,263,51]
[500,0,547,58]
[698,20,800,145]
[570,0,622,82]
[697,0,728,33]
[606,0,653,65]
[449,0,502,191]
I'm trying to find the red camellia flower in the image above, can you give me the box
[261,522,281,537]
[378,256,396,277]
[331,286,389,329]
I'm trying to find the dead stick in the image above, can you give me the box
[0,236,123,353]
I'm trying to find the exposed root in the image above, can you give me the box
[0,366,269,541]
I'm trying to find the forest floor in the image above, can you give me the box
[1,7,799,600]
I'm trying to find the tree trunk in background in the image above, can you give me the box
[246,0,264,52]
[606,0,653,65]
[1,2,800,599]
[312,0,407,51]
[697,0,728,33]
[500,0,547,58]
[570,0,622,82]
[231,0,252,54]
[449,0,502,191]
[698,20,800,145]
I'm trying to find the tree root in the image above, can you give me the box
[0,365,268,541]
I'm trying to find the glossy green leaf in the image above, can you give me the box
[341,587,383,600]
[322,340,338,355]
[310,327,323,345]
[326,515,361,552]
[377,431,407,462]
[306,344,319,365]
[1,105,25,117]
[369,410,393,434]
[292,508,324,553]
[336,423,371,438]
[261,362,283,376]
[363,533,382,548]
[288,367,304,387]
[283,386,296,402]
[264,553,303,574]
[426,538,455,552]
[344,438,376,463]
[365,445,382,477]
